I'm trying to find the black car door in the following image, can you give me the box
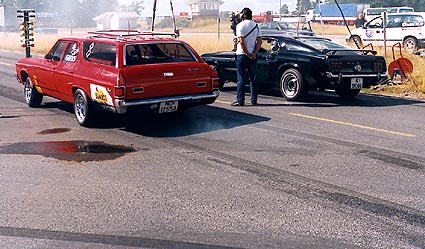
[256,38,280,87]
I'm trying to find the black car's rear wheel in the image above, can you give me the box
[280,68,307,101]
[335,87,361,99]
[74,89,94,127]
[24,77,43,107]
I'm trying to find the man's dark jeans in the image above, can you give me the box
[236,54,258,105]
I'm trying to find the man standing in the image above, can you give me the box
[232,7,262,106]
[355,13,366,28]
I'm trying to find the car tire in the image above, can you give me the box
[335,88,361,99]
[24,77,43,107]
[280,68,307,101]
[403,37,418,52]
[74,89,94,127]
[350,36,363,48]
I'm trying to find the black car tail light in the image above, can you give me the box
[373,62,384,72]
[330,61,343,72]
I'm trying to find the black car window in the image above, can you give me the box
[125,43,196,66]
[63,43,79,63]
[83,42,116,66]
[283,40,314,52]
[260,39,273,52]
[49,41,67,62]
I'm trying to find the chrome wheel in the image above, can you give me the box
[74,89,93,127]
[24,77,42,107]
[280,68,306,101]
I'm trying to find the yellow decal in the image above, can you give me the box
[32,75,43,93]
[95,87,108,104]
[90,84,113,105]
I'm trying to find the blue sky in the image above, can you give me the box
[118,0,297,16]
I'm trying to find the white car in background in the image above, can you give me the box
[346,12,425,52]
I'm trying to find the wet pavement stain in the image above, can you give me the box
[0,141,138,162]
[38,128,71,135]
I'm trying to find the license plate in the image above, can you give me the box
[351,78,363,89]
[159,100,178,113]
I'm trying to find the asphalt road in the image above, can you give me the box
[0,49,425,248]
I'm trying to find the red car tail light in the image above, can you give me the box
[114,86,125,98]
[115,71,126,98]
[212,78,220,90]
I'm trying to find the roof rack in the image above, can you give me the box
[87,30,179,40]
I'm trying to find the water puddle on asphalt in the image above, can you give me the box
[0,141,138,162]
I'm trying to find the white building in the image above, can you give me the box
[93,12,140,30]
[186,0,224,18]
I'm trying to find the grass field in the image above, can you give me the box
[2,20,424,99]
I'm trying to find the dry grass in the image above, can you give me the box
[1,32,60,54]
[358,46,425,99]
[310,23,352,35]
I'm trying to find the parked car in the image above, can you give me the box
[346,12,425,52]
[16,30,220,126]
[201,35,387,101]
[259,21,315,36]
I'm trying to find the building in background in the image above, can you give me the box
[186,0,223,18]
[93,12,140,30]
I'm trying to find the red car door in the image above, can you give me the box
[35,41,68,95]
[53,42,81,102]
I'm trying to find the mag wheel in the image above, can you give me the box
[24,77,43,107]
[280,68,307,101]
[74,89,93,127]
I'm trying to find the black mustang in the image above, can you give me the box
[201,35,387,101]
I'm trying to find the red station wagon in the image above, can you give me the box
[15,30,220,126]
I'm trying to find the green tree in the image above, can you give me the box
[280,4,289,15]
[295,0,312,14]
[125,0,144,15]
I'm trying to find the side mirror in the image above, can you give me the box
[45,54,53,60]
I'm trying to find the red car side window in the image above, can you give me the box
[63,43,79,63]
[83,42,116,66]
[49,41,67,62]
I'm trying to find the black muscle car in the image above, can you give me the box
[201,35,387,101]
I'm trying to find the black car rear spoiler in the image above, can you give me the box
[323,49,377,56]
